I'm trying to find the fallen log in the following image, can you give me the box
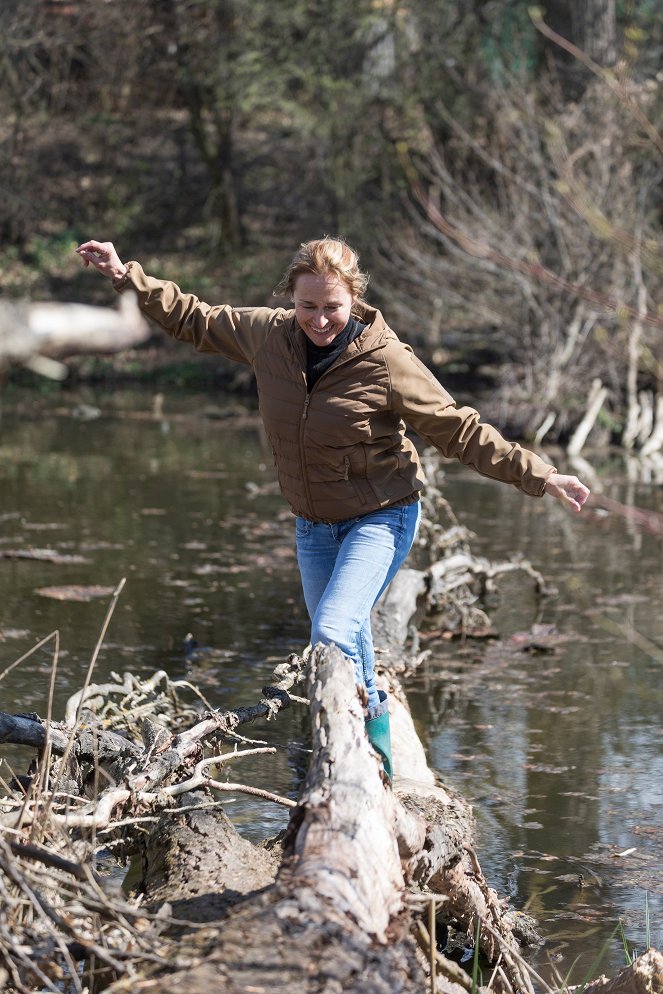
[578,950,663,994]
[0,506,659,994]
[97,553,538,992]
[142,788,281,926]
[115,645,459,994]
[0,292,150,378]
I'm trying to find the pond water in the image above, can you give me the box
[0,385,661,982]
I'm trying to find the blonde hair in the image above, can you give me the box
[273,236,369,303]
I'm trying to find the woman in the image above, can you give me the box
[76,236,589,782]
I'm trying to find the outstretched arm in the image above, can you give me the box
[76,240,127,281]
[544,473,590,513]
[75,241,279,365]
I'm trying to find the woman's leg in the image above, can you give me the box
[296,502,421,709]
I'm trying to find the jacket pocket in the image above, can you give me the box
[343,455,368,505]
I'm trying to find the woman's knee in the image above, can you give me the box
[311,616,352,655]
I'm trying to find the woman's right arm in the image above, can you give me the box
[75,241,280,364]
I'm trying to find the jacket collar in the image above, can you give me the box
[284,304,392,363]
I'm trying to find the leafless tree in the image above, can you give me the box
[376,22,663,450]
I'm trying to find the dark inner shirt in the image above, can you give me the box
[305,317,366,390]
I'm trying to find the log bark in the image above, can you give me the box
[142,789,280,926]
[115,646,430,994]
[111,639,533,994]
[578,950,663,994]
[0,710,143,762]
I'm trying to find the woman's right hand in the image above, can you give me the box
[75,240,127,281]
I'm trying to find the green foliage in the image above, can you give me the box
[576,923,626,993]
[619,920,635,965]
[2,0,663,438]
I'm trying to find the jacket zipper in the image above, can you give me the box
[299,386,315,516]
[293,327,384,518]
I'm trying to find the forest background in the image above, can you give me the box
[1,0,662,452]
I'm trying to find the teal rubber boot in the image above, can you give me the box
[365,690,393,783]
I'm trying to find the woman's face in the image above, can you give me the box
[293,272,355,347]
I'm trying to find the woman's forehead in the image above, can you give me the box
[294,272,352,300]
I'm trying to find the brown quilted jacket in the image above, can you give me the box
[114,262,556,522]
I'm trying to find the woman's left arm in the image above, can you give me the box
[543,473,590,513]
[384,339,590,508]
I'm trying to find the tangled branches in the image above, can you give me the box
[0,641,308,991]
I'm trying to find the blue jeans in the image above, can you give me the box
[296,501,421,713]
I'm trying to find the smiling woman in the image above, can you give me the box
[274,236,368,348]
[75,234,589,784]
[293,273,354,346]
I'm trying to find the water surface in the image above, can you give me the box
[0,385,660,979]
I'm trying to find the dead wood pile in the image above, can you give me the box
[0,470,660,994]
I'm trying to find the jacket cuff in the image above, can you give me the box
[523,464,557,497]
[112,260,138,293]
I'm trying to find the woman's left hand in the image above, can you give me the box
[544,473,590,513]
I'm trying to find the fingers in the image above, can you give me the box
[76,240,114,258]
[75,240,125,279]
[76,239,106,253]
[76,239,110,260]
[566,494,583,513]
[572,485,590,509]
[565,477,590,510]
[545,474,590,513]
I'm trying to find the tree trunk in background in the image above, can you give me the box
[573,0,617,65]
[547,0,618,67]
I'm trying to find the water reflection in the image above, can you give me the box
[0,387,661,978]
[411,466,663,976]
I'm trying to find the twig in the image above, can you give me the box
[69,578,127,732]
[400,148,663,332]
[33,629,60,844]
[0,629,60,685]
[162,747,278,796]
[487,952,504,991]
[428,897,436,992]
[7,839,92,882]
[96,798,232,833]
[43,579,127,831]
[480,917,555,994]
[204,779,296,808]
[0,933,62,994]
[530,10,663,159]
[0,841,85,992]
